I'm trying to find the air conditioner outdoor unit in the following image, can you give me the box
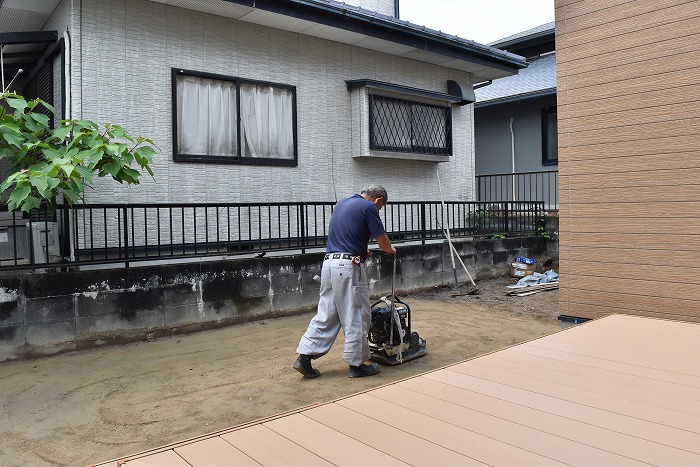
[29,222,61,264]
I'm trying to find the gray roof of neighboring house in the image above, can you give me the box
[474,52,556,107]
[475,21,557,108]
[489,21,555,47]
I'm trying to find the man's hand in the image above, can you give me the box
[376,235,395,255]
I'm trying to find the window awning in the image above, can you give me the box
[346,79,475,105]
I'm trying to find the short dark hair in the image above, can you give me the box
[361,184,388,203]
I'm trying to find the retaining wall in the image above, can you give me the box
[0,236,554,361]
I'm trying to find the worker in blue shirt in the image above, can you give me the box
[294,184,396,378]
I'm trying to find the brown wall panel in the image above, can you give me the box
[563,134,700,160]
[556,0,700,322]
[557,88,700,120]
[560,101,699,133]
[557,1,699,47]
[560,50,699,92]
[559,232,700,252]
[562,119,700,147]
[559,286,700,316]
[559,285,700,320]
[554,0,632,18]
[561,166,700,188]
[569,62,700,104]
[560,184,700,204]
[558,298,700,323]
[562,151,700,176]
[558,245,671,266]
[562,217,700,235]
[562,27,700,77]
[559,260,700,283]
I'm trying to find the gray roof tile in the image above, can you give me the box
[474,52,556,105]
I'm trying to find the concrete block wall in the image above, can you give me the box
[0,237,553,361]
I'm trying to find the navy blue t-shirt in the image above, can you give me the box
[326,194,386,258]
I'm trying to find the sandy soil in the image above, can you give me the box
[0,275,561,466]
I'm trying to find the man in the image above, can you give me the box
[294,184,396,378]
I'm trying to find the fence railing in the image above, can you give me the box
[0,200,545,272]
[476,170,558,211]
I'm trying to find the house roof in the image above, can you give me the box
[474,21,556,108]
[146,0,529,82]
[490,21,555,49]
[0,0,529,91]
[474,52,556,107]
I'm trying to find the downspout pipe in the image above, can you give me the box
[510,117,516,201]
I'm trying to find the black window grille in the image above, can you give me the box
[369,94,451,155]
[23,60,53,124]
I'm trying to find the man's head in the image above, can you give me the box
[360,184,388,210]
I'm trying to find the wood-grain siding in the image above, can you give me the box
[555,0,700,322]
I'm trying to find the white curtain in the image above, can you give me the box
[240,84,294,159]
[177,76,237,157]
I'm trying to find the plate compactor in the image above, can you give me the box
[368,254,427,365]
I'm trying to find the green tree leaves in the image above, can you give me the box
[0,93,157,212]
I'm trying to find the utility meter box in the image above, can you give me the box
[29,221,60,264]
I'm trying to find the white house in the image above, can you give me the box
[0,0,526,205]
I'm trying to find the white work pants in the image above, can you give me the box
[296,256,370,367]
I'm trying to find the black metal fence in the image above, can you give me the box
[0,200,545,272]
[476,170,558,211]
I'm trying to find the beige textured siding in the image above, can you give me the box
[71,0,474,205]
[555,0,700,322]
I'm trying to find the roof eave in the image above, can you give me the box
[224,0,527,74]
[474,87,556,108]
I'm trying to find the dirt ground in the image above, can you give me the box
[0,275,561,467]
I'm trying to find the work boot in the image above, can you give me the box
[348,362,380,378]
[293,354,320,379]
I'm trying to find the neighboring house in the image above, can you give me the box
[473,22,558,210]
[556,0,700,323]
[0,0,527,207]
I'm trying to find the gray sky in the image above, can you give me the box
[398,0,554,44]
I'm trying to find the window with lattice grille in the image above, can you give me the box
[369,94,451,155]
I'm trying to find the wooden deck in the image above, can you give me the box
[92,314,700,466]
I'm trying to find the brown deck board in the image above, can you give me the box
[509,343,700,388]
[120,450,190,466]
[221,425,332,466]
[393,377,700,465]
[303,403,482,465]
[470,353,700,416]
[423,365,700,455]
[499,347,700,402]
[92,315,700,466]
[174,436,261,466]
[337,393,545,465]
[362,383,645,466]
[448,362,700,432]
[262,414,408,466]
